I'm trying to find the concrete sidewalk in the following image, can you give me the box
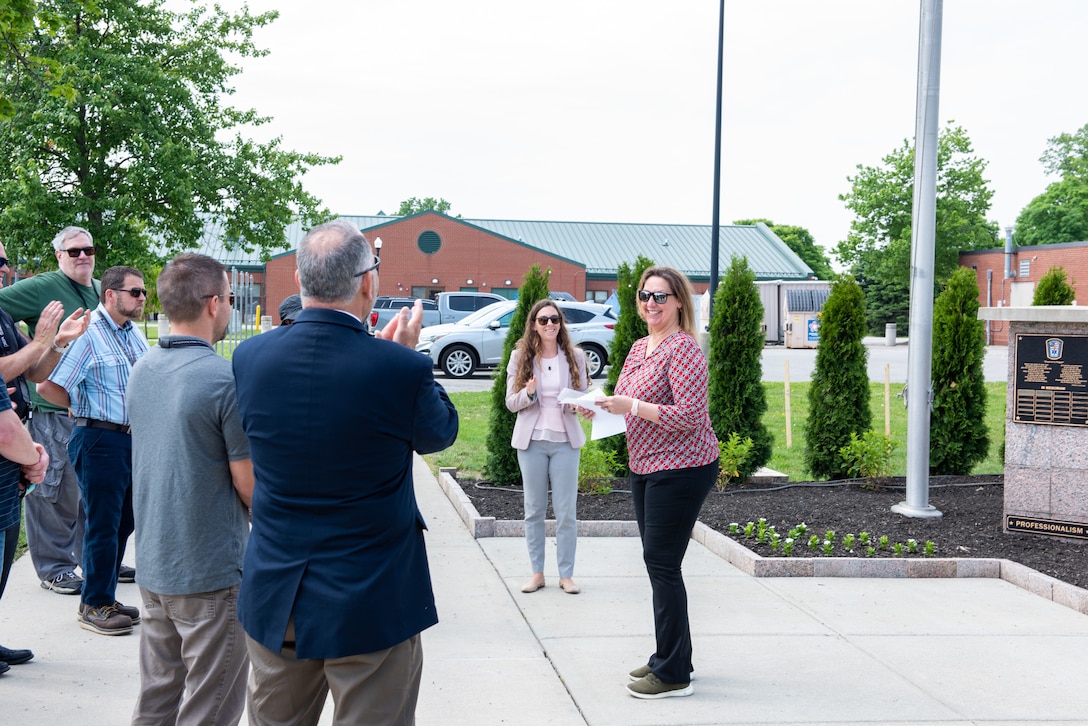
[4,457,1088,725]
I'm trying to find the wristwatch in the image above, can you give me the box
[50,341,69,354]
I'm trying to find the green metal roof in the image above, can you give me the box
[189,212,814,281]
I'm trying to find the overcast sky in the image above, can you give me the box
[210,0,1088,263]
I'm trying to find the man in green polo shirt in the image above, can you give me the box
[0,226,101,595]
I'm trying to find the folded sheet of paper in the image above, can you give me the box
[558,387,626,439]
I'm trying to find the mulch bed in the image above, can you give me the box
[461,475,1088,590]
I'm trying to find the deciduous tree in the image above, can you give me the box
[396,197,459,217]
[734,218,834,280]
[0,0,337,271]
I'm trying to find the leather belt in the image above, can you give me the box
[74,417,131,435]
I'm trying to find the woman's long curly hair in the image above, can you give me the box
[513,299,582,392]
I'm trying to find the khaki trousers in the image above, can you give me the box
[245,620,422,726]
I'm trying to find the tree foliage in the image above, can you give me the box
[0,0,338,272]
[930,267,989,475]
[734,218,834,280]
[483,264,550,485]
[836,124,998,332]
[803,275,870,479]
[598,255,653,476]
[707,256,771,478]
[397,197,459,217]
[1015,123,1088,246]
[1033,265,1076,305]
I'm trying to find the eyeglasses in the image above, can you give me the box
[637,290,675,304]
[110,287,148,298]
[536,315,561,326]
[61,246,96,258]
[0,256,8,269]
[201,292,235,305]
[353,255,381,277]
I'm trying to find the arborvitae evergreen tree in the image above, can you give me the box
[930,267,989,474]
[1033,265,1076,305]
[708,256,771,478]
[599,255,653,475]
[482,265,550,484]
[804,275,871,479]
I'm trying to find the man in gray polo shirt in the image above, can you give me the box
[127,253,252,724]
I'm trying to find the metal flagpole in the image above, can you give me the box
[708,0,724,313]
[894,0,944,519]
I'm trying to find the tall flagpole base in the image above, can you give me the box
[891,501,943,519]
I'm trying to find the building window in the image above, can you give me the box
[1019,259,1031,278]
[418,231,441,255]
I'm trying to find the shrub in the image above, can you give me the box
[839,430,897,484]
[804,275,870,479]
[708,256,772,478]
[716,432,754,491]
[598,255,653,476]
[1033,265,1076,305]
[930,266,989,474]
[578,439,617,494]
[482,265,550,485]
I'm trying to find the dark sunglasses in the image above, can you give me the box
[637,290,675,304]
[0,256,8,269]
[353,255,381,277]
[61,246,96,258]
[201,292,235,305]
[110,287,148,298]
[536,315,561,325]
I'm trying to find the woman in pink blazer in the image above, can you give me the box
[505,299,590,595]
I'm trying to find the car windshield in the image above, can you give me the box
[455,300,513,326]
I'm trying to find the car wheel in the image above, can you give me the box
[582,344,607,378]
[440,345,477,378]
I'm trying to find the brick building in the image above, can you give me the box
[960,239,1088,346]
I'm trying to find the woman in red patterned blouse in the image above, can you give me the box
[596,266,719,700]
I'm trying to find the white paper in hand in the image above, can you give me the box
[557,387,626,439]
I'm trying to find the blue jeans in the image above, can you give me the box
[1,516,18,600]
[631,459,718,685]
[69,427,134,608]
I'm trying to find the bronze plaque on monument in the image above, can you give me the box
[1013,334,1088,426]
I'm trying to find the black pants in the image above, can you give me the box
[1,516,19,600]
[631,459,718,684]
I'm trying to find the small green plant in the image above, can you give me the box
[783,538,795,556]
[728,523,739,534]
[838,430,898,487]
[925,541,936,557]
[859,531,870,546]
[893,542,904,556]
[879,535,889,550]
[743,522,756,538]
[769,533,781,550]
[907,538,918,553]
[578,440,618,494]
[795,523,808,536]
[808,534,820,550]
[821,539,834,556]
[716,433,755,491]
[824,529,836,544]
[842,533,856,552]
[865,546,875,557]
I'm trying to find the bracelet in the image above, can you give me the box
[50,341,69,354]
[631,398,640,417]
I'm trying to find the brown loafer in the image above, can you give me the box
[521,577,545,593]
[559,579,580,594]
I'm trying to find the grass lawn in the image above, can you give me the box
[430,382,1008,481]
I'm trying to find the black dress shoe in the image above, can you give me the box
[0,661,9,675]
[118,564,136,583]
[0,646,35,665]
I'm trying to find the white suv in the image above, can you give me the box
[417,300,616,379]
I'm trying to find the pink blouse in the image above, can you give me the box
[614,331,719,475]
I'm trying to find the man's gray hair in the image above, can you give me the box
[51,226,93,251]
[297,220,372,303]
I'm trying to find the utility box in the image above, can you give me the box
[783,289,830,349]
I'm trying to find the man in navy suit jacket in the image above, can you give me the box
[232,219,459,724]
